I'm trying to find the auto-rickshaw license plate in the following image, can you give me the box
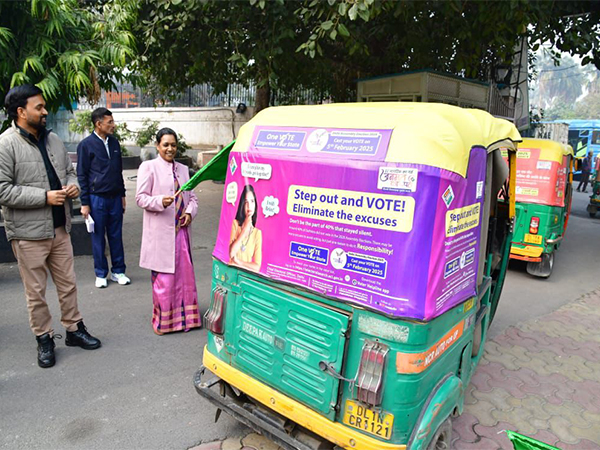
[342,400,393,439]
[524,233,543,244]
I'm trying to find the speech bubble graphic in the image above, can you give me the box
[226,182,238,205]
[242,162,272,182]
[262,195,280,218]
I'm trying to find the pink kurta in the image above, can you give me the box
[135,157,198,273]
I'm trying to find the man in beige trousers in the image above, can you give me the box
[0,84,101,368]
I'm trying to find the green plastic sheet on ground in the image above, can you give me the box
[505,430,561,450]
[179,140,235,191]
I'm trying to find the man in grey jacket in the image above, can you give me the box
[0,85,101,368]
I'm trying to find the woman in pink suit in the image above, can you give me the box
[136,128,201,335]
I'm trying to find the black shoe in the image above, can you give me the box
[65,321,101,350]
[36,333,56,368]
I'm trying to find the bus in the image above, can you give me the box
[563,120,600,158]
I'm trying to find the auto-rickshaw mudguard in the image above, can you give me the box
[407,373,463,450]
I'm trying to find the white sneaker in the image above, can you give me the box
[95,277,108,288]
[110,272,131,285]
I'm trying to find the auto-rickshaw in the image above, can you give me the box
[586,157,600,217]
[194,103,520,450]
[508,138,574,278]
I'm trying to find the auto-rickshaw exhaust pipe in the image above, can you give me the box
[546,235,563,245]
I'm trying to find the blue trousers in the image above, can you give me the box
[90,194,126,278]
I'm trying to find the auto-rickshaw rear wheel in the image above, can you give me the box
[426,417,452,450]
[587,205,597,217]
[526,252,554,278]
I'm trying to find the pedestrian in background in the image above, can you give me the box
[77,107,130,288]
[0,84,101,368]
[135,128,201,335]
[577,150,594,193]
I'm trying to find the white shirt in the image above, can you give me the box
[93,131,111,159]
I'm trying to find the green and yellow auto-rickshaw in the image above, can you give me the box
[508,138,573,278]
[194,103,520,450]
[586,158,600,217]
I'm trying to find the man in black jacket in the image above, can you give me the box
[77,108,130,288]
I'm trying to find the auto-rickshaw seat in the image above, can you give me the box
[477,143,515,286]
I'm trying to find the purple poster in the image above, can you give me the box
[213,126,486,321]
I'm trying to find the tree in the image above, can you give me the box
[301,1,600,83]
[533,53,587,110]
[575,93,600,118]
[0,0,136,128]
[128,0,336,112]
[117,0,600,113]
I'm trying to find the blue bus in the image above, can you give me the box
[562,120,600,158]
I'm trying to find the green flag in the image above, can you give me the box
[179,140,235,192]
[505,430,561,450]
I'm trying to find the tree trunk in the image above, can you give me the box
[254,84,271,115]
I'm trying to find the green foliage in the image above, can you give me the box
[543,93,600,121]
[0,0,136,128]
[127,0,341,109]
[532,52,592,110]
[303,1,600,84]
[122,0,600,110]
[68,110,133,156]
[135,118,159,148]
[176,138,190,158]
[68,110,94,135]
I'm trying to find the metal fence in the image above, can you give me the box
[84,83,327,109]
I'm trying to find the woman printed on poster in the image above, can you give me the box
[229,184,262,272]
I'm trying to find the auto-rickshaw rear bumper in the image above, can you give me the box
[510,244,543,262]
[195,346,407,450]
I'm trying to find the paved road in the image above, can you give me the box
[491,189,600,338]
[1,172,598,449]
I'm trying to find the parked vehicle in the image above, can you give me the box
[587,158,600,217]
[508,138,573,278]
[542,119,600,159]
[194,103,520,450]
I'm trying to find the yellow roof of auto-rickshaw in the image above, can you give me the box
[519,138,573,163]
[233,103,521,177]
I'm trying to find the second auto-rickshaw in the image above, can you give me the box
[194,103,520,449]
[508,138,573,278]
[586,157,600,217]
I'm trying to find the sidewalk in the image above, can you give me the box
[192,289,600,450]
[454,288,600,449]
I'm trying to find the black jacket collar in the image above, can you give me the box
[14,123,50,145]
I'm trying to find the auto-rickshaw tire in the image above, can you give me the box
[426,417,452,450]
[526,252,554,278]
[587,205,597,217]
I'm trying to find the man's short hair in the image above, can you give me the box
[91,107,113,127]
[4,84,44,121]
